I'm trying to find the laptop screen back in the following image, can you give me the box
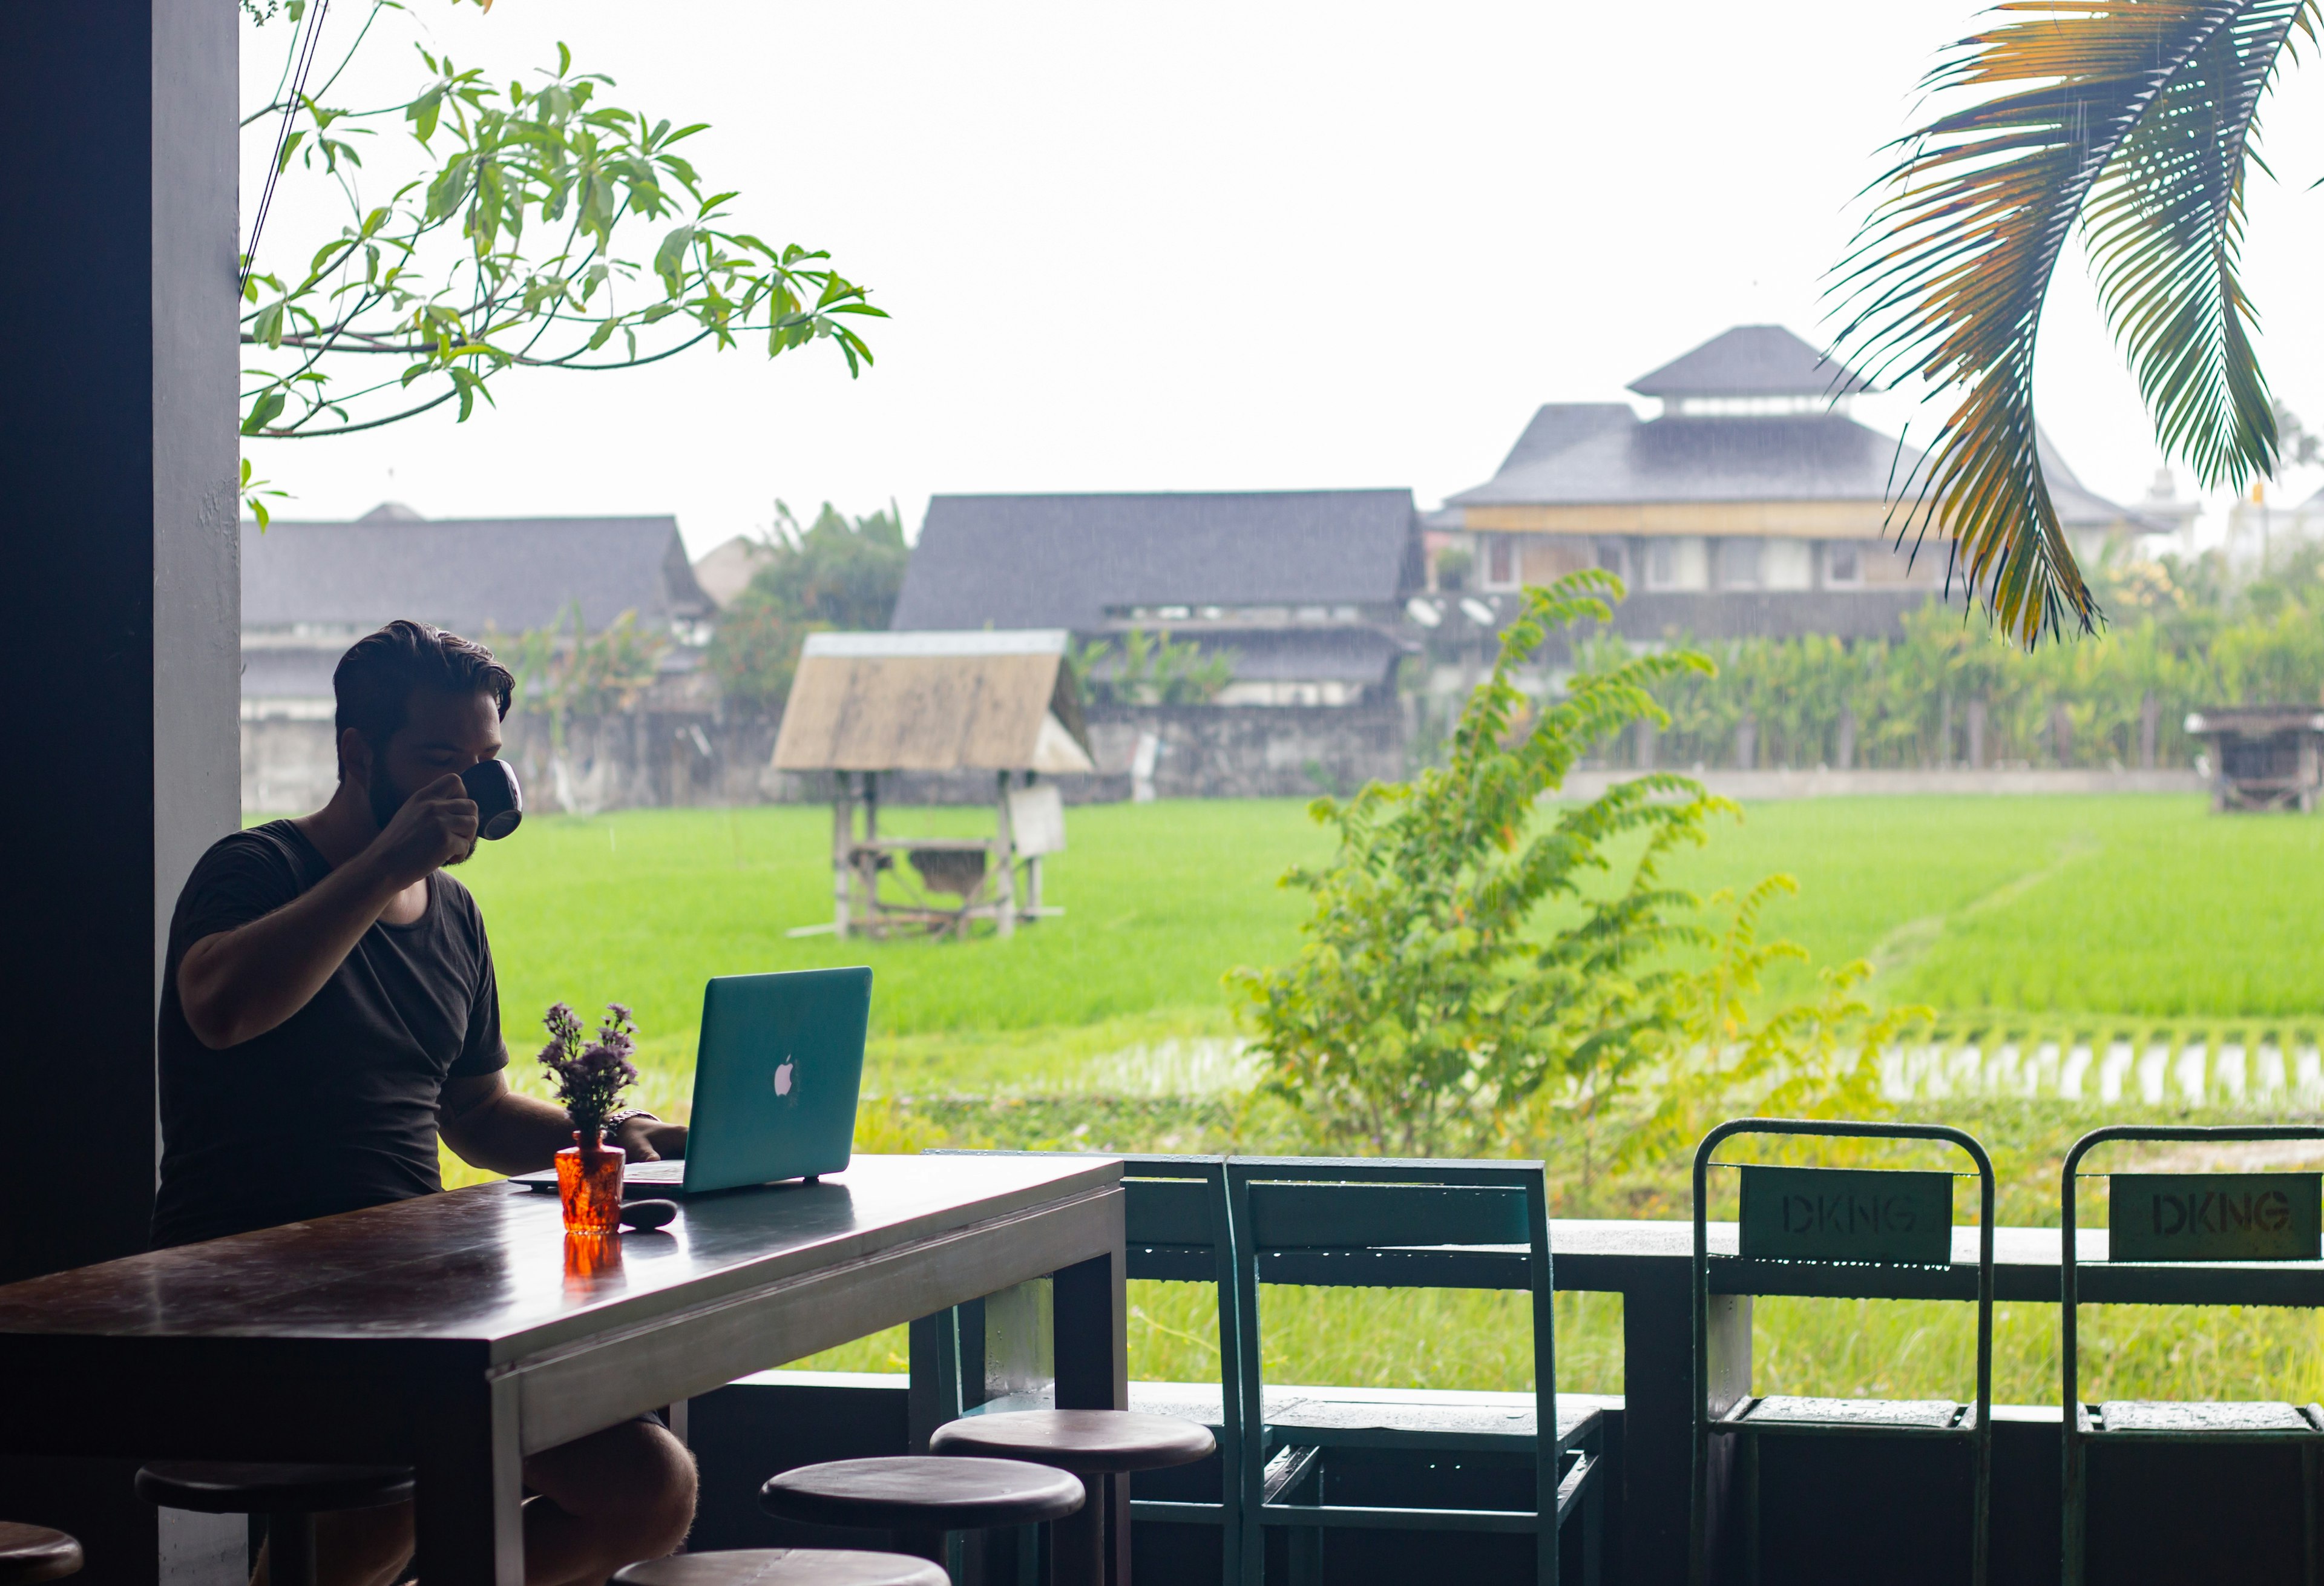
[681,966,871,1194]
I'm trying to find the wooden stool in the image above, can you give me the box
[614,1547,948,1586]
[134,1464,413,1586]
[930,1411,1215,1586]
[758,1456,1082,1580]
[0,1524,83,1585]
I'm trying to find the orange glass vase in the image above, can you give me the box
[556,1129,625,1234]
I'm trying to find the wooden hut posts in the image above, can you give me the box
[773,631,1094,939]
[2185,707,2324,814]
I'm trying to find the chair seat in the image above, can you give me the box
[613,1548,948,1586]
[931,1410,1215,1475]
[2096,1400,2323,1436]
[760,1457,1085,1532]
[1265,1394,1607,1454]
[134,1463,415,1514]
[1730,1397,1963,1432]
[0,1524,84,1586]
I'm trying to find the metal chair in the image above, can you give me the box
[1689,1119,1995,1586]
[0,1524,82,1586]
[1225,1156,1602,1586]
[2061,1122,2324,1586]
[134,1464,413,1586]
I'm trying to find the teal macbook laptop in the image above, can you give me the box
[513,966,872,1196]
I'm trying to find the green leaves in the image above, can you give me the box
[1229,573,1918,1177]
[1228,571,1732,1159]
[1834,0,2314,648]
[706,502,907,712]
[238,456,286,529]
[240,13,881,439]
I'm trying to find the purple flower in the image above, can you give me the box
[537,1000,640,1128]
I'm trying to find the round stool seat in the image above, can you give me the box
[0,1524,83,1586]
[930,1410,1216,1475]
[133,1464,414,1515]
[759,1456,1083,1532]
[615,1548,947,1586]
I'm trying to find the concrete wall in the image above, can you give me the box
[1081,702,1411,799]
[246,701,1419,812]
[243,711,788,815]
[1558,766,2208,800]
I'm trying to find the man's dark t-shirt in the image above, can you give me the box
[153,820,506,1248]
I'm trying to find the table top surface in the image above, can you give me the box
[0,1153,1120,1355]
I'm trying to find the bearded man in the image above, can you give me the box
[154,619,695,1586]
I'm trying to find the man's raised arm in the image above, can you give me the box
[175,775,479,1050]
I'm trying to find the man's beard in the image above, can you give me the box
[367,761,474,865]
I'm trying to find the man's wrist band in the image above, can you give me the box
[601,1108,660,1137]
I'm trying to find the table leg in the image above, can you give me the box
[1051,1245,1127,1586]
[413,1374,525,1586]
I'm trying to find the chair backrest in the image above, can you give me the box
[1687,1117,1997,1586]
[1121,1156,1235,1283]
[2058,1122,2324,1586]
[1227,1151,1549,1282]
[1225,1157,1558,1586]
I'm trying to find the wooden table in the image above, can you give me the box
[0,1154,1127,1586]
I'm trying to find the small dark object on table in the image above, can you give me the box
[620,1200,678,1231]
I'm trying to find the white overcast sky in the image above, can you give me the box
[243,1,2324,557]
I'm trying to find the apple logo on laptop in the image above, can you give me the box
[773,1058,795,1097]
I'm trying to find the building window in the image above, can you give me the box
[1595,539,1627,582]
[1645,537,1709,591]
[1825,540,1863,587]
[1718,537,1764,589]
[1762,538,1813,590]
[1484,535,1519,589]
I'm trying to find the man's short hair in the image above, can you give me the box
[333,620,516,769]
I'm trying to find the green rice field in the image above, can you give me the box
[423,794,2324,1405]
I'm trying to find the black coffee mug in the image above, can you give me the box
[461,758,524,841]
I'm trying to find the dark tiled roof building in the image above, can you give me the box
[893,490,1422,705]
[1436,324,2156,639]
[240,503,709,717]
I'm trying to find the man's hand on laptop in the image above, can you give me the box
[617,1115,688,1161]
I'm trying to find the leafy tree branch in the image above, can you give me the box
[238,0,883,509]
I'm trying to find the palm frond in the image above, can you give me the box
[1832,0,2311,647]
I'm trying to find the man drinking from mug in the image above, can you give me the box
[154,619,696,1586]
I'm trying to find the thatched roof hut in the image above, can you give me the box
[772,630,1094,774]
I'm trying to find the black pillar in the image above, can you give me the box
[1,1,238,1285]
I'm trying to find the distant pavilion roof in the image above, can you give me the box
[1629,324,1873,400]
[1449,410,1918,508]
[1447,324,2163,532]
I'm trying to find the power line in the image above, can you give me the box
[240,0,334,300]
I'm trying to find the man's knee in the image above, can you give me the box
[528,1420,696,1551]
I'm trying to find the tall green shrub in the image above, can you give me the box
[1231,572,1919,1168]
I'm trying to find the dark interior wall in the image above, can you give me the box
[0,1,238,1285]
